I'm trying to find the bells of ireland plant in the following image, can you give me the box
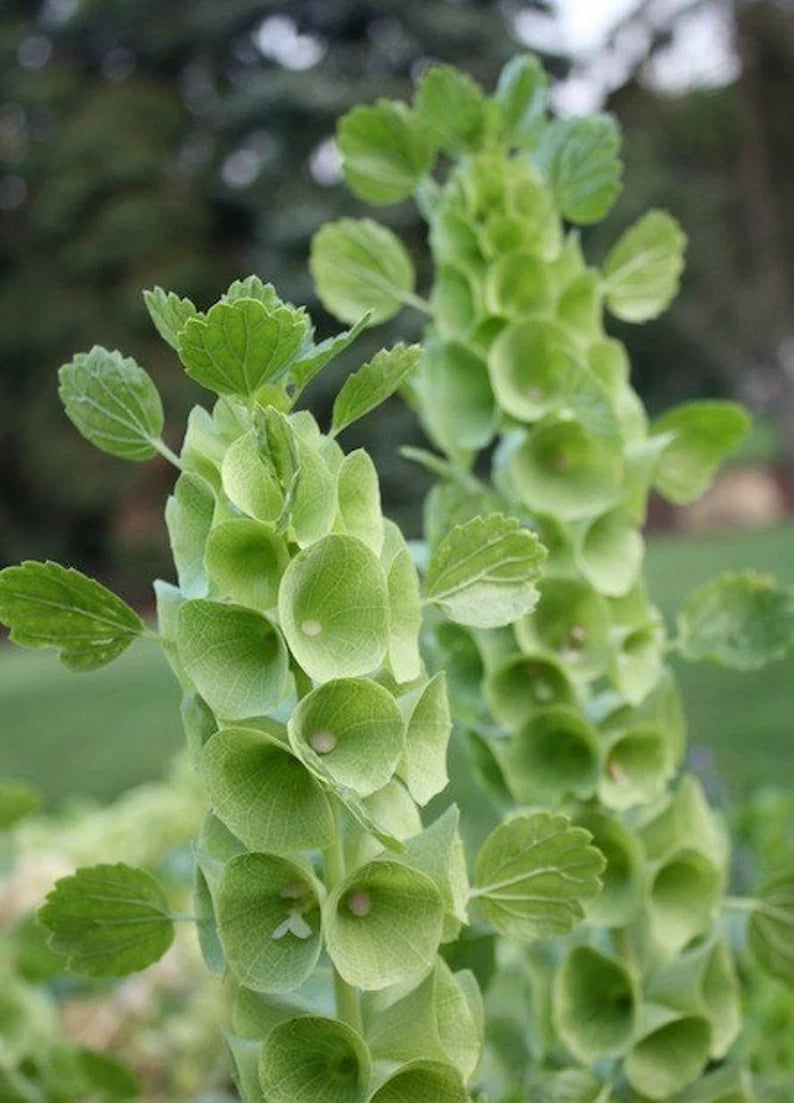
[311,52,794,1100]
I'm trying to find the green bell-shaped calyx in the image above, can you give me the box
[204,518,289,611]
[176,600,288,720]
[201,726,334,854]
[578,810,645,927]
[506,705,601,803]
[648,847,723,953]
[485,651,577,731]
[552,945,638,1063]
[279,535,389,682]
[599,725,672,811]
[258,1015,371,1103]
[289,678,405,797]
[217,852,323,993]
[368,1060,467,1103]
[648,938,741,1060]
[324,859,445,989]
[516,575,612,680]
[624,1004,711,1100]
[511,415,623,521]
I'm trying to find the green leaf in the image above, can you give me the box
[0,778,42,830]
[402,673,451,806]
[310,218,415,326]
[39,863,174,976]
[414,64,486,153]
[651,400,751,504]
[258,1016,371,1103]
[0,561,144,670]
[338,99,434,204]
[495,54,548,147]
[537,114,623,224]
[425,514,546,628]
[278,534,389,682]
[217,853,322,993]
[58,346,164,461]
[143,287,197,350]
[176,600,288,719]
[178,298,308,398]
[473,812,605,939]
[164,472,215,599]
[748,871,794,985]
[603,210,687,322]
[552,946,638,1062]
[291,313,371,394]
[332,344,421,436]
[369,1061,467,1103]
[289,678,405,797]
[324,860,445,989]
[677,570,794,670]
[204,519,289,611]
[202,727,334,854]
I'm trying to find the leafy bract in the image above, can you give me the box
[0,561,144,670]
[288,678,405,797]
[143,287,197,350]
[425,514,546,628]
[337,449,383,554]
[386,547,423,684]
[201,727,334,854]
[258,1016,370,1103]
[204,519,289,611]
[310,218,415,325]
[332,344,421,436]
[58,346,164,461]
[338,99,434,204]
[217,853,322,993]
[324,860,445,989]
[222,275,281,306]
[39,864,174,976]
[651,400,751,504]
[536,114,623,224]
[473,812,605,939]
[178,298,308,398]
[495,54,548,147]
[414,64,485,153]
[748,872,794,985]
[278,534,389,682]
[176,600,288,719]
[677,570,794,670]
[603,210,686,322]
[0,778,41,830]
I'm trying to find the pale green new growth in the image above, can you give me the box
[748,873,794,985]
[143,286,197,350]
[39,863,174,976]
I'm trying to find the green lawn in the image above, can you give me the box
[1,523,792,807]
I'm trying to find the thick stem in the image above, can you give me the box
[324,807,362,1032]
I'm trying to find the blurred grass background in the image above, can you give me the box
[3,522,792,807]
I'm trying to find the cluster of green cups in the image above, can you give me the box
[310,54,764,1100]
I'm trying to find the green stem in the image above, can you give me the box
[723,895,758,913]
[152,437,183,470]
[324,807,362,1032]
[399,290,434,316]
